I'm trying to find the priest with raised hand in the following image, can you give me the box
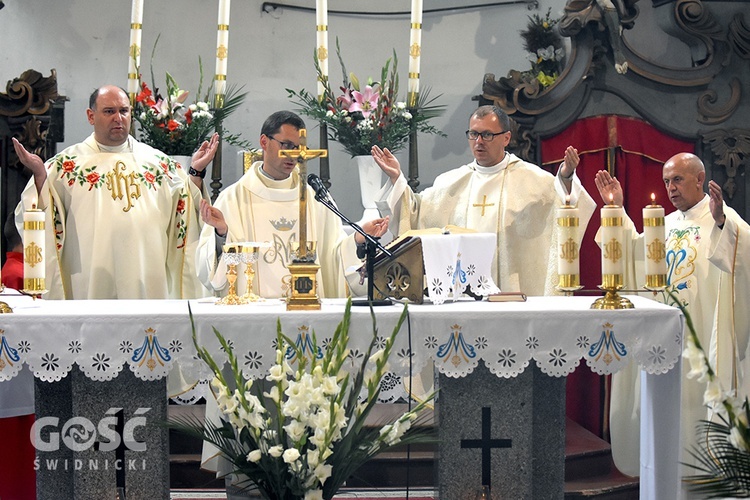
[196,110,389,300]
[594,152,750,479]
[12,85,214,300]
[372,104,596,296]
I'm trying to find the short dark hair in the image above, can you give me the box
[471,105,511,132]
[261,111,306,137]
[88,86,128,110]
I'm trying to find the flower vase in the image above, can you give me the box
[354,155,383,224]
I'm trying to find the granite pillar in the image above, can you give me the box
[34,369,169,500]
[437,363,565,499]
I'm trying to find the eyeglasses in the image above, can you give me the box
[268,135,299,150]
[465,130,508,142]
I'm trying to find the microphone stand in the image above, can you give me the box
[313,193,393,306]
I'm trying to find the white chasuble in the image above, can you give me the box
[605,195,750,478]
[16,134,206,300]
[377,153,595,296]
[196,162,360,299]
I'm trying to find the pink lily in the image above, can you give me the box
[349,85,379,118]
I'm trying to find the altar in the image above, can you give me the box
[0,294,683,499]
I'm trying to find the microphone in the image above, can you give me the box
[307,173,331,202]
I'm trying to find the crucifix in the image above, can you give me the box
[473,195,495,217]
[278,128,328,310]
[460,406,512,492]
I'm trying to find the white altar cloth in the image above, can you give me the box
[0,293,684,499]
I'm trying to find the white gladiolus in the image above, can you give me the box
[264,385,281,403]
[403,112,412,120]
[683,338,709,382]
[247,449,262,463]
[267,363,286,381]
[284,420,307,442]
[313,462,333,485]
[283,448,301,463]
[703,379,724,408]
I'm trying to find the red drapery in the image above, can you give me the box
[540,115,693,438]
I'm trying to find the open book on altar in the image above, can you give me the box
[371,227,500,305]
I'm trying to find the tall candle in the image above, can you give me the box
[23,206,45,294]
[127,0,144,99]
[557,198,580,289]
[214,0,231,101]
[408,0,422,106]
[600,198,624,288]
[316,0,328,98]
[643,193,667,289]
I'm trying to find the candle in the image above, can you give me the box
[214,0,231,101]
[127,0,144,99]
[556,197,580,290]
[23,206,45,294]
[643,193,666,289]
[316,0,328,99]
[600,197,624,288]
[407,0,422,106]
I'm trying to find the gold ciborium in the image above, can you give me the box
[217,244,246,305]
[239,242,268,303]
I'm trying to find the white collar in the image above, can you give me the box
[471,151,509,175]
[679,193,709,219]
[95,136,132,154]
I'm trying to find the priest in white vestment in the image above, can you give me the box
[372,104,596,296]
[196,110,389,299]
[13,85,213,300]
[594,153,750,480]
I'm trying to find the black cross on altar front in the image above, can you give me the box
[460,406,512,488]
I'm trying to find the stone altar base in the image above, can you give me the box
[34,369,169,500]
[437,363,565,499]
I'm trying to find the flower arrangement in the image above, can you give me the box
[670,289,750,495]
[133,40,250,156]
[519,8,565,88]
[176,300,435,500]
[287,40,445,157]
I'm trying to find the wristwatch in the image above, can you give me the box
[188,166,206,179]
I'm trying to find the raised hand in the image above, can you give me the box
[558,146,580,178]
[594,170,624,206]
[371,145,401,183]
[200,199,228,237]
[12,137,48,193]
[357,216,390,244]
[708,180,726,226]
[191,133,220,173]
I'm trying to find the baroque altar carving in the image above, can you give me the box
[478,0,750,219]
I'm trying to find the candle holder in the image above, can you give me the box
[217,244,246,305]
[644,274,667,291]
[239,242,268,303]
[556,274,583,296]
[591,274,634,309]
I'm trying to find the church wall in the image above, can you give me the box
[0,0,633,218]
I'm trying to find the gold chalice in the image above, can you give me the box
[217,244,246,305]
[239,242,269,302]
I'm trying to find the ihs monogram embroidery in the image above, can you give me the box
[106,161,142,212]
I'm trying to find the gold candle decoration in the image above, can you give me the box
[643,193,667,289]
[556,196,581,291]
[127,0,144,103]
[600,195,625,288]
[407,0,423,107]
[214,0,231,105]
[23,205,46,295]
[316,0,328,99]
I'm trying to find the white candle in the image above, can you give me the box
[23,206,45,294]
[557,199,580,289]
[214,0,231,98]
[408,0,422,105]
[643,193,667,288]
[127,0,144,97]
[600,196,624,287]
[316,0,328,98]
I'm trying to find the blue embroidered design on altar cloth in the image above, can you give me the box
[0,331,21,369]
[132,329,171,371]
[588,323,627,365]
[436,324,476,367]
[285,325,323,364]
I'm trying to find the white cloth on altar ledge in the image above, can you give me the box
[419,233,500,304]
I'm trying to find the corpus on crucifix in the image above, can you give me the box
[278,128,328,310]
